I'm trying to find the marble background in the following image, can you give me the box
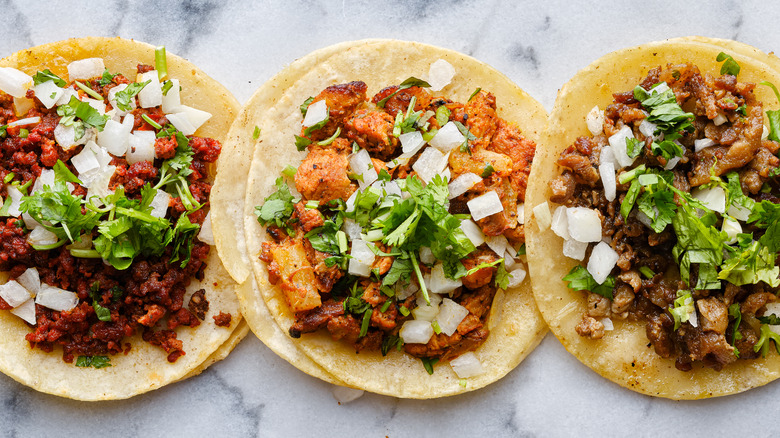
[1,1,778,436]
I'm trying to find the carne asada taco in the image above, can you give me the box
[526,37,780,399]
[0,37,243,400]
[216,39,548,397]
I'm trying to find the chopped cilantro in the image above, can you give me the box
[254,177,299,235]
[376,77,431,108]
[468,88,482,101]
[760,81,780,142]
[758,314,780,325]
[253,125,261,140]
[114,80,150,111]
[75,355,112,369]
[303,107,329,136]
[56,96,110,140]
[453,121,476,153]
[754,324,780,357]
[481,163,495,178]
[90,282,112,322]
[299,96,315,116]
[620,179,641,219]
[380,334,403,356]
[563,265,615,299]
[420,357,439,375]
[32,69,66,87]
[626,137,643,159]
[716,52,741,76]
[96,69,118,87]
[728,303,743,355]
[282,165,297,178]
[392,96,423,137]
[294,135,312,151]
[317,127,341,146]
[669,290,695,331]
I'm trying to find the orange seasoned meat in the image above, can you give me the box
[345,108,399,159]
[304,81,367,141]
[294,146,356,203]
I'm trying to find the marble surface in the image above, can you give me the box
[1,1,779,436]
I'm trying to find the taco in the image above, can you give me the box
[0,37,244,400]
[526,37,780,399]
[215,39,548,398]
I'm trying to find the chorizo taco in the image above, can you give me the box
[0,37,244,400]
[526,37,780,399]
[215,39,548,397]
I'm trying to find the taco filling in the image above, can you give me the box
[544,54,780,371]
[256,72,533,373]
[0,50,230,367]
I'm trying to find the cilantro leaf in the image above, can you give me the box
[114,80,150,111]
[728,303,743,354]
[669,290,695,331]
[626,137,643,159]
[563,265,615,299]
[716,52,741,76]
[299,96,315,116]
[761,81,780,142]
[753,324,780,357]
[718,240,780,287]
[376,77,431,108]
[96,69,118,87]
[255,177,299,235]
[32,69,66,87]
[75,355,112,369]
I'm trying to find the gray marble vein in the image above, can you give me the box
[1,1,779,437]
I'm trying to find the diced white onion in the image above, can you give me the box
[349,149,378,189]
[345,189,358,213]
[441,167,451,183]
[533,201,551,230]
[15,268,41,297]
[396,282,419,300]
[506,266,527,288]
[599,161,616,202]
[435,298,469,336]
[608,125,637,168]
[467,191,503,221]
[427,59,456,92]
[0,67,33,98]
[98,118,132,156]
[54,123,91,151]
[400,130,425,155]
[126,130,156,164]
[27,226,59,247]
[13,97,34,116]
[32,169,55,194]
[587,241,618,284]
[71,142,102,176]
[302,99,328,127]
[412,147,448,184]
[551,206,570,240]
[83,97,106,115]
[766,303,780,335]
[638,119,657,139]
[448,172,481,199]
[563,239,588,261]
[419,247,435,265]
[197,212,214,245]
[136,71,162,108]
[161,78,182,113]
[399,319,434,344]
[376,180,402,198]
[331,386,364,404]
[6,185,23,217]
[428,263,461,295]
[692,186,726,213]
[516,203,525,225]
[566,207,602,243]
[67,58,104,80]
[485,234,510,258]
[429,122,465,153]
[107,83,134,116]
[450,352,484,378]
[342,218,362,240]
[586,106,604,135]
[0,280,32,308]
[7,117,41,128]
[728,203,751,222]
[763,125,770,140]
[412,292,441,321]
[713,113,728,126]
[35,286,79,312]
[21,213,41,230]
[459,219,485,247]
[721,217,742,244]
[169,105,212,136]
[504,251,516,268]
[601,317,614,331]
[664,155,681,170]
[10,298,36,325]
[694,138,716,153]
[347,239,375,277]
[599,145,615,167]
[86,165,116,202]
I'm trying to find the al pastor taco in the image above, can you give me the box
[215,40,548,398]
[0,37,244,400]
[526,37,780,399]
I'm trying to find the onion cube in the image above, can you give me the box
[176,105,212,135]
[126,131,156,164]
[137,71,162,108]
[721,217,742,244]
[586,106,604,135]
[13,97,34,116]
[97,118,131,156]
[601,317,614,331]
[399,319,434,344]
[32,169,55,194]
[0,67,33,98]
[506,266,527,288]
[428,59,455,91]
[15,268,41,296]
[563,239,588,261]
[56,88,79,106]
[349,149,378,189]
[6,185,23,217]
[198,212,214,245]
[551,206,570,240]
[599,146,615,167]
[485,234,509,258]
[429,121,465,153]
[566,207,601,243]
[763,125,770,140]
[692,186,726,213]
[83,98,106,115]
[150,189,172,218]
[428,263,461,295]
[10,298,36,325]
[7,117,40,129]
[448,172,481,199]
[412,292,441,321]
[412,147,448,184]
[587,241,618,284]
[35,286,79,312]
[396,282,418,300]
[608,125,637,168]
[450,352,484,378]
[27,227,59,247]
[459,219,485,247]
[533,201,551,230]
[54,123,91,151]
[86,165,116,201]
[713,113,728,126]
[332,386,364,404]
[419,247,435,265]
[348,239,375,277]
[302,99,328,127]
[599,161,616,201]
[516,203,525,225]
[728,203,751,222]
[22,213,41,230]
[400,130,425,155]
[435,298,468,336]
[467,191,503,221]
[342,218,362,240]
[694,138,716,152]
[108,83,134,115]
[161,78,182,113]
[71,141,102,176]
[0,280,32,307]
[638,119,657,139]
[67,58,104,80]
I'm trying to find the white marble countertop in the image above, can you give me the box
[1,1,778,437]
